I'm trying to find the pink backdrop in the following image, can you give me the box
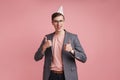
[0,0,120,80]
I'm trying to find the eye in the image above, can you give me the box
[53,20,64,23]
[59,20,63,22]
[53,20,58,23]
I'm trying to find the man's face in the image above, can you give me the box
[52,15,64,32]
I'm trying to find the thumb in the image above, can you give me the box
[44,36,47,42]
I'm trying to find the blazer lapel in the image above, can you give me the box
[48,32,55,55]
[62,30,69,51]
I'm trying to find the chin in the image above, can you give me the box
[55,28,63,32]
[58,29,62,32]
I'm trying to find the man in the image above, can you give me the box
[34,6,87,80]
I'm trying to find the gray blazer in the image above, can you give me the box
[34,30,87,80]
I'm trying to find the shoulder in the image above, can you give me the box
[44,32,55,40]
[45,32,54,37]
[66,30,78,37]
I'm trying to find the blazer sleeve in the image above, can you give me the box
[34,37,45,61]
[71,35,87,63]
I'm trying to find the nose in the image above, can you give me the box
[57,22,60,26]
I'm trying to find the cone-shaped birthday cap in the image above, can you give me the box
[57,6,64,15]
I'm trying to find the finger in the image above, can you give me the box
[64,44,66,50]
[64,44,66,48]
[68,39,71,44]
[44,36,47,42]
[64,43,67,46]
[48,40,52,46]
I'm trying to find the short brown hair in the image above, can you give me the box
[51,12,65,21]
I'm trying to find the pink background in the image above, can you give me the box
[0,0,120,80]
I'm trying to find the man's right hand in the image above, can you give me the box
[42,36,52,54]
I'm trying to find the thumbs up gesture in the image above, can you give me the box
[42,36,52,53]
[64,40,73,53]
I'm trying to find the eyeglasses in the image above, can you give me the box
[53,20,64,23]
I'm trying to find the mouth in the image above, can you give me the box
[55,26,62,31]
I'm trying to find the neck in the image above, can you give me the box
[55,29,65,35]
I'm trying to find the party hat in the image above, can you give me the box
[57,6,64,15]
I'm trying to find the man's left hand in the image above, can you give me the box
[64,40,74,54]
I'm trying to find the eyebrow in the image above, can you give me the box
[53,20,64,22]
